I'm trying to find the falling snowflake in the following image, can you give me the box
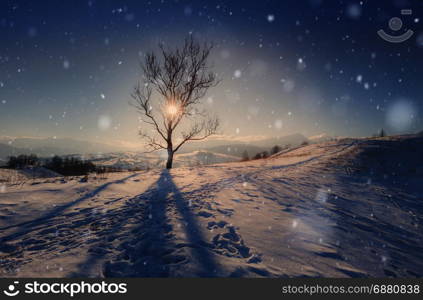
[283,80,295,93]
[346,3,362,19]
[297,58,306,71]
[274,119,283,129]
[267,14,275,23]
[184,6,193,16]
[28,26,37,37]
[233,69,242,78]
[63,60,70,69]
[98,115,112,130]
[386,99,416,131]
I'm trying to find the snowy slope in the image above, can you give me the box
[0,135,422,277]
[0,167,61,183]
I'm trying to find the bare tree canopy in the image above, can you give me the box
[131,36,220,168]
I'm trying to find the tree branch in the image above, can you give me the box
[130,83,168,143]
[174,116,219,152]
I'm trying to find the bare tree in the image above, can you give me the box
[131,37,220,169]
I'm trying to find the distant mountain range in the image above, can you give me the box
[173,150,239,167]
[0,133,312,162]
[0,137,126,161]
[308,133,335,143]
[184,133,309,157]
[206,144,266,158]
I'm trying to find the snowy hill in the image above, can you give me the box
[0,167,62,185]
[0,135,422,277]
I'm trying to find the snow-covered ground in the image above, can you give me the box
[0,135,422,277]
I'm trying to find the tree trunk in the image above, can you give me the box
[166,149,174,169]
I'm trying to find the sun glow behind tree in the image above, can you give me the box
[131,37,220,169]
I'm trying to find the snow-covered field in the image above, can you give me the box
[0,135,422,277]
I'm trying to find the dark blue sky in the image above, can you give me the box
[1,0,422,148]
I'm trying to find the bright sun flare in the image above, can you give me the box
[166,104,179,116]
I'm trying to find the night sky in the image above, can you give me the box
[1,0,423,149]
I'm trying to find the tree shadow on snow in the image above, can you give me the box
[74,170,219,277]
